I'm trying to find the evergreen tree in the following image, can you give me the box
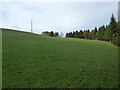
[65,14,119,46]
[97,25,105,41]
[66,33,69,37]
[50,31,54,37]
[73,31,76,38]
[112,22,120,46]
[110,14,117,35]
[55,32,59,37]
[69,32,73,37]
[104,25,112,42]
[93,27,97,39]
[75,31,79,38]
[89,31,92,39]
[87,29,90,39]
[78,30,83,38]
[109,14,118,44]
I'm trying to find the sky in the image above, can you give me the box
[0,1,118,36]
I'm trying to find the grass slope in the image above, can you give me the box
[2,29,118,88]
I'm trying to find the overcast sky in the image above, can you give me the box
[0,2,118,35]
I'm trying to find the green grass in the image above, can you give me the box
[2,29,118,88]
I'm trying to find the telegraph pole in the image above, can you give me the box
[31,21,33,33]
[118,1,120,22]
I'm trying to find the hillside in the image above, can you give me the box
[2,29,118,88]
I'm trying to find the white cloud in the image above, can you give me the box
[1,0,120,2]
[0,2,118,35]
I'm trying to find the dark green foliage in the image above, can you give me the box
[118,22,120,46]
[78,30,83,38]
[66,31,84,38]
[112,22,120,46]
[66,33,69,37]
[110,14,117,34]
[93,27,97,39]
[48,31,59,37]
[104,26,112,42]
[86,29,90,39]
[55,32,58,37]
[65,14,119,46]
[110,14,119,45]
[88,31,92,39]
[75,31,79,38]
[69,32,73,38]
[97,25,105,41]
[73,31,76,38]
[50,31,54,37]
[112,34,119,46]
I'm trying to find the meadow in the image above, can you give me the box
[2,29,118,88]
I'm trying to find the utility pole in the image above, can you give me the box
[31,21,33,33]
[118,1,120,22]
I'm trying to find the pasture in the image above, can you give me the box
[2,29,118,88]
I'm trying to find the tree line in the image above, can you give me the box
[42,31,59,37]
[66,14,120,46]
[42,31,64,37]
[50,31,59,37]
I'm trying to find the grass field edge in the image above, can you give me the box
[2,28,118,48]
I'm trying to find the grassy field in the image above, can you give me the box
[2,29,118,88]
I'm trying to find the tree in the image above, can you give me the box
[69,32,73,37]
[75,31,79,38]
[104,25,112,42]
[91,30,95,39]
[112,33,119,45]
[78,30,83,38]
[97,25,105,41]
[93,27,97,39]
[50,31,54,37]
[110,14,117,35]
[89,31,92,39]
[65,14,119,46]
[73,31,76,38]
[83,31,88,39]
[66,33,69,37]
[112,22,120,46]
[55,32,59,37]
[86,29,90,39]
